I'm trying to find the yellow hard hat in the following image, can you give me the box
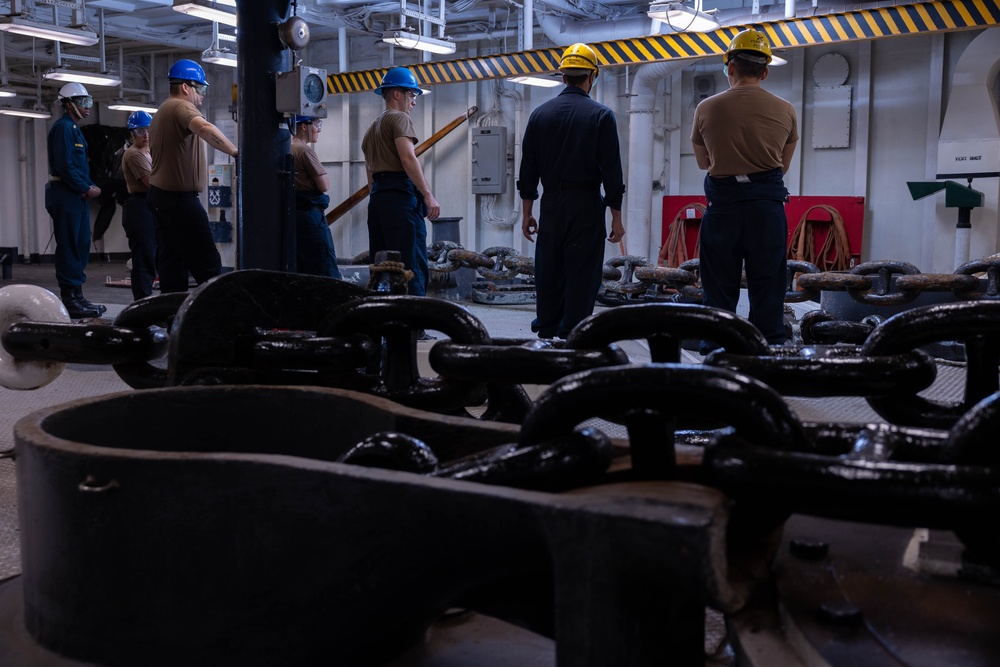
[559,43,599,73]
[725,29,772,65]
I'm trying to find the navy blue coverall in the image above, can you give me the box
[46,113,95,289]
[518,86,625,339]
[295,191,342,279]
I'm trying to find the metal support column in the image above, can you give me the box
[236,0,294,271]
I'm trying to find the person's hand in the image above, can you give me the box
[522,215,537,242]
[424,194,441,220]
[607,215,624,243]
[85,185,101,200]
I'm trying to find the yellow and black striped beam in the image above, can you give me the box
[327,0,1000,94]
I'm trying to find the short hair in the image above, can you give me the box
[729,52,767,78]
[563,72,590,86]
[169,81,185,94]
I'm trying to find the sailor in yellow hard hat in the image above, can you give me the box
[517,43,625,339]
[691,28,799,351]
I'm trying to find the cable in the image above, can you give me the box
[788,204,852,271]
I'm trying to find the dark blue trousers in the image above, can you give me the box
[122,193,157,299]
[699,170,789,344]
[147,187,221,293]
[367,174,428,296]
[45,181,91,288]
[295,192,341,279]
[534,190,606,338]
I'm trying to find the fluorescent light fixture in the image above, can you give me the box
[769,54,788,66]
[0,104,51,119]
[0,15,100,46]
[173,0,238,27]
[202,48,237,67]
[107,99,158,113]
[507,75,562,88]
[0,87,16,98]
[648,3,719,32]
[44,67,122,87]
[382,30,456,55]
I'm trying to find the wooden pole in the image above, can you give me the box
[326,105,479,226]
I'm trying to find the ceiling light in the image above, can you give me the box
[769,54,788,66]
[648,3,719,32]
[44,67,122,87]
[382,30,456,55]
[507,75,562,88]
[173,0,238,28]
[202,48,237,67]
[0,15,100,46]
[107,99,158,113]
[0,87,16,98]
[0,104,51,119]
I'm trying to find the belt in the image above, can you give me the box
[149,186,199,197]
[547,181,600,193]
[49,176,62,182]
[372,171,406,179]
[130,192,148,199]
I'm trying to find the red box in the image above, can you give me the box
[660,195,865,268]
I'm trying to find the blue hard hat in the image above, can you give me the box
[127,110,152,130]
[373,67,422,96]
[293,115,314,125]
[167,59,208,86]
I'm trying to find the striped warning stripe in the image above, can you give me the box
[327,0,1000,94]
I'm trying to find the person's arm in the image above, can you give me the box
[693,143,711,171]
[395,136,440,220]
[521,199,537,242]
[366,166,373,190]
[312,173,330,192]
[608,208,624,243]
[781,141,797,174]
[189,116,238,158]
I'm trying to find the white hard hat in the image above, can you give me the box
[58,82,90,99]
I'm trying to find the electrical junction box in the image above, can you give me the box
[471,126,507,195]
[275,65,328,118]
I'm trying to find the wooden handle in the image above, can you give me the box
[326,106,479,226]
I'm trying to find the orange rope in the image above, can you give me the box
[788,204,852,272]
[658,203,705,267]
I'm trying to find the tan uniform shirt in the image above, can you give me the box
[361,110,417,174]
[291,137,327,191]
[691,86,798,178]
[149,97,205,192]
[122,144,151,194]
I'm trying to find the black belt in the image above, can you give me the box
[130,192,148,199]
[372,171,406,179]
[149,186,199,197]
[547,181,600,192]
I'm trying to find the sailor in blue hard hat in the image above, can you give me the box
[147,59,239,293]
[361,67,440,300]
[290,113,342,279]
[121,109,157,300]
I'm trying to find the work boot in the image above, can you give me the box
[74,287,107,315]
[60,287,102,319]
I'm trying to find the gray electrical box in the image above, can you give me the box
[471,126,507,194]
[275,65,328,118]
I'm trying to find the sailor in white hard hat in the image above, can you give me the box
[45,82,106,318]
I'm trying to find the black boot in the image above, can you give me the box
[60,287,102,319]
[74,287,107,315]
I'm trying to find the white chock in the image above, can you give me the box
[0,285,71,390]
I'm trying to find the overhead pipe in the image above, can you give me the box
[627,60,690,261]
[19,119,32,262]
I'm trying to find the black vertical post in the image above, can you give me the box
[235,0,294,271]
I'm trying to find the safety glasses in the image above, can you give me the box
[189,82,208,95]
[73,96,94,109]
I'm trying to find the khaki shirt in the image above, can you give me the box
[692,86,798,178]
[149,97,205,192]
[291,137,327,191]
[122,144,151,194]
[361,110,417,174]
